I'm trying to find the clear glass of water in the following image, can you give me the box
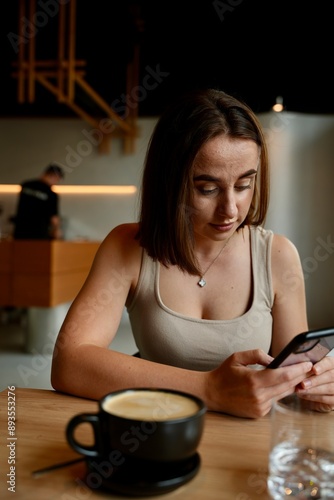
[267,394,334,499]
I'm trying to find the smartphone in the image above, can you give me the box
[267,327,334,368]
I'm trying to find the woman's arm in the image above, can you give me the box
[270,233,309,356]
[270,233,334,412]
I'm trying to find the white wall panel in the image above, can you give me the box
[260,112,334,328]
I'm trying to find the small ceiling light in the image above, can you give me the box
[272,95,284,112]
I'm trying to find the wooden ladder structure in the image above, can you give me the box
[11,0,139,154]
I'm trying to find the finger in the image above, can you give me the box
[312,355,334,374]
[267,361,313,385]
[261,362,313,401]
[298,371,334,391]
[268,385,297,402]
[296,394,334,412]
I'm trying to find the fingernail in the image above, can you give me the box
[302,379,312,388]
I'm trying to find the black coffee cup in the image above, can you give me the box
[66,388,206,462]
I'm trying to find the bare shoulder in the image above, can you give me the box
[271,233,304,294]
[271,233,302,267]
[103,223,139,247]
[91,223,142,276]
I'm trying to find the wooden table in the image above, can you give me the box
[0,388,272,499]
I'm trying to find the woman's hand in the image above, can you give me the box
[295,355,334,412]
[206,349,313,418]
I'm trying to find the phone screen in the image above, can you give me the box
[267,329,334,369]
[280,337,333,367]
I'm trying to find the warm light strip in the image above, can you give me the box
[0,184,137,194]
[52,185,137,194]
[0,185,21,193]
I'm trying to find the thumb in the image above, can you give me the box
[233,349,274,367]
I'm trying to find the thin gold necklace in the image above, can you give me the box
[197,236,233,287]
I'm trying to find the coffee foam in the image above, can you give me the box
[102,390,200,421]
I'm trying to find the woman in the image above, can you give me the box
[51,89,334,417]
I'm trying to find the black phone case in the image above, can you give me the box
[267,327,334,369]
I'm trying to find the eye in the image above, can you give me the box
[235,174,256,191]
[235,182,252,191]
[197,184,219,196]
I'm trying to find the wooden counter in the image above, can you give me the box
[0,240,100,307]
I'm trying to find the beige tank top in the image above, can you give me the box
[126,225,274,371]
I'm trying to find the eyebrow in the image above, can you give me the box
[193,169,258,182]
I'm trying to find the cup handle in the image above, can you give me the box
[66,413,102,457]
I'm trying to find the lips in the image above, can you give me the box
[210,222,234,232]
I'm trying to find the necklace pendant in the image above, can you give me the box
[198,277,206,287]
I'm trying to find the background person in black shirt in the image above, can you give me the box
[13,164,64,240]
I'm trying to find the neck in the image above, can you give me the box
[196,233,234,288]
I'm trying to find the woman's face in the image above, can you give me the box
[191,134,259,242]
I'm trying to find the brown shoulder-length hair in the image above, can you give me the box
[137,88,269,275]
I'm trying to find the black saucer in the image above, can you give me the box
[85,453,200,496]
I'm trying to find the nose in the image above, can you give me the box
[217,191,238,219]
